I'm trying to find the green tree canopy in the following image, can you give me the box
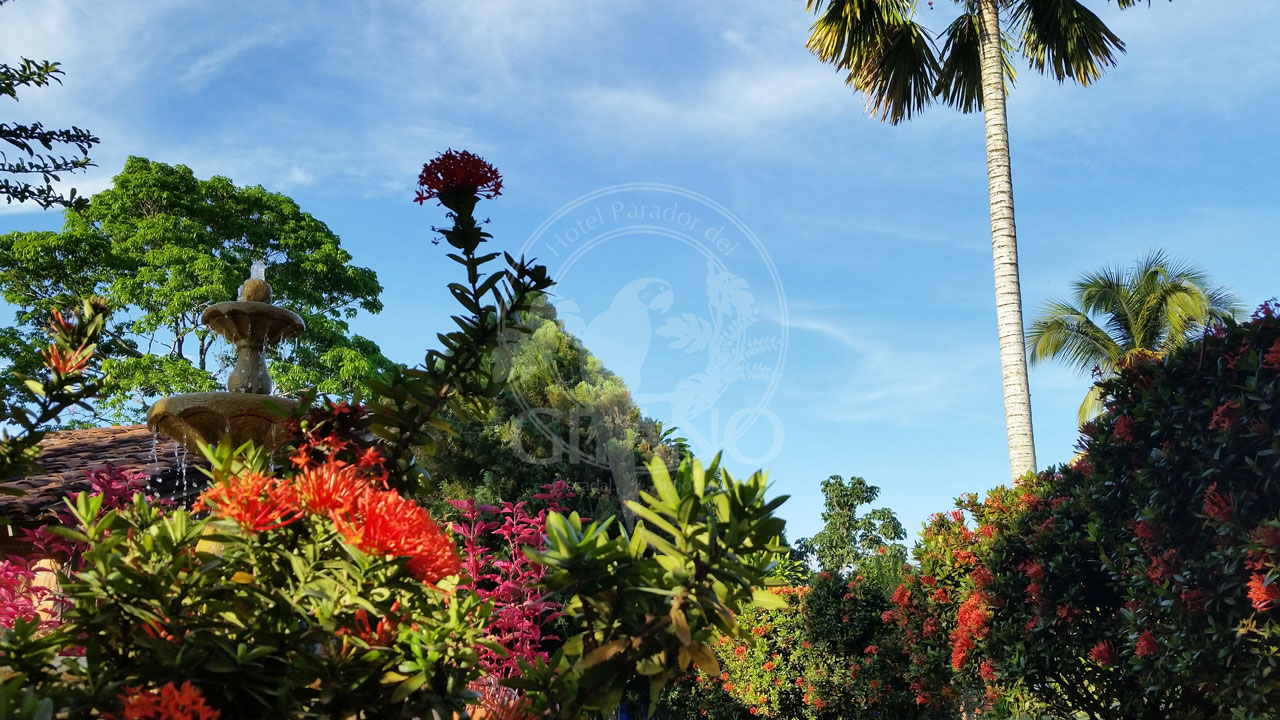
[1027,250,1239,422]
[796,473,906,576]
[0,156,392,424]
[420,299,681,521]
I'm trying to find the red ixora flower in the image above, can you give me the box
[1209,399,1241,432]
[1201,483,1234,524]
[330,486,462,584]
[196,472,302,532]
[110,682,220,720]
[1133,519,1160,546]
[337,608,398,647]
[1089,640,1114,666]
[1112,414,1135,444]
[294,460,370,516]
[1247,573,1280,612]
[1262,339,1280,371]
[415,149,503,203]
[1250,523,1280,550]
[951,591,990,669]
[1135,630,1158,657]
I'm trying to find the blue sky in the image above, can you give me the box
[2,1,1278,543]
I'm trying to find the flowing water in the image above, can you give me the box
[147,431,159,497]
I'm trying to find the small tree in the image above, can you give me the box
[0,23,98,210]
[796,474,905,575]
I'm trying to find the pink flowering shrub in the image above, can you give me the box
[0,556,51,629]
[21,464,149,560]
[0,464,150,630]
[450,481,573,677]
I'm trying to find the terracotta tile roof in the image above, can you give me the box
[0,425,205,523]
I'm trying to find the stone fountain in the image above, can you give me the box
[147,263,305,455]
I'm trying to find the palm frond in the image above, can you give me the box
[1026,299,1122,374]
[1077,383,1107,426]
[806,0,940,124]
[934,12,1020,114]
[1010,0,1125,85]
[861,20,941,124]
[934,13,982,112]
[1075,266,1137,349]
[806,0,916,71]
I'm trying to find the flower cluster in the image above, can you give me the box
[109,682,220,720]
[449,482,573,677]
[284,398,388,484]
[0,557,51,629]
[415,149,504,204]
[198,453,460,585]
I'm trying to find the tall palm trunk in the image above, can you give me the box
[976,0,1036,479]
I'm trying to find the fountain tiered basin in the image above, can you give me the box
[147,392,298,456]
[147,271,305,456]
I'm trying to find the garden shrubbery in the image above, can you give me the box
[2,147,1277,719]
[661,304,1280,720]
[0,151,792,719]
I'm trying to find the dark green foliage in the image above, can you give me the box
[0,157,392,423]
[518,455,789,719]
[982,305,1280,719]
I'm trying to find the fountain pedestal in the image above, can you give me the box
[147,270,305,455]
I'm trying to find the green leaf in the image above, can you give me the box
[751,588,787,610]
[576,638,628,671]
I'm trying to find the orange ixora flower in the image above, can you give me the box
[41,343,92,376]
[295,460,369,515]
[196,472,302,532]
[111,681,220,720]
[330,486,462,584]
[1247,573,1280,612]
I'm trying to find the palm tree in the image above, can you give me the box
[1028,251,1240,424]
[803,0,1150,479]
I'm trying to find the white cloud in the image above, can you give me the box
[785,314,993,425]
[575,63,846,143]
[178,32,279,89]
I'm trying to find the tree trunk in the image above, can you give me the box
[976,0,1036,479]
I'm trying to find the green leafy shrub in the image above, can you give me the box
[977,304,1280,718]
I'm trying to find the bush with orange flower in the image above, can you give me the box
[0,436,485,720]
[0,151,793,720]
[1,297,109,484]
[657,557,962,720]
[968,304,1280,719]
